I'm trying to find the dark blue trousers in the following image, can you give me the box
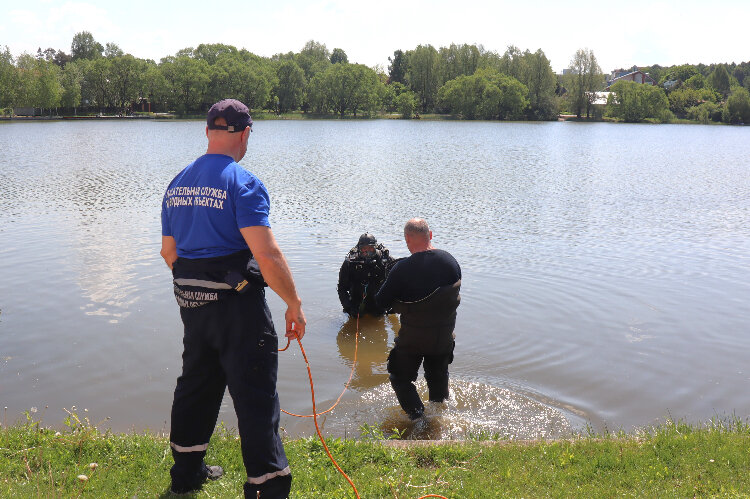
[387,343,454,418]
[170,287,290,491]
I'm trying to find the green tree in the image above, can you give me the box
[330,48,348,64]
[193,43,238,65]
[684,74,705,89]
[82,57,113,110]
[708,65,731,98]
[686,101,719,124]
[308,63,381,117]
[659,64,699,85]
[497,45,525,80]
[297,40,330,80]
[732,66,747,88]
[12,54,63,114]
[36,59,63,115]
[109,55,144,111]
[521,49,557,120]
[275,60,305,113]
[438,74,481,118]
[606,80,672,123]
[142,62,170,112]
[382,81,410,111]
[0,46,18,109]
[36,47,57,62]
[640,64,665,85]
[161,56,210,114]
[104,42,124,58]
[480,70,528,120]
[567,48,603,118]
[388,50,407,84]
[438,43,480,85]
[71,31,103,60]
[724,86,750,124]
[207,52,271,111]
[406,45,439,112]
[60,61,83,113]
[438,69,528,120]
[14,53,39,108]
[669,88,700,117]
[394,91,417,118]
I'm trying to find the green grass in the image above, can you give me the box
[2,411,750,498]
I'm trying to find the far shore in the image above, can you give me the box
[1,112,740,125]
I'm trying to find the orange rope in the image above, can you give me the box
[280,313,359,418]
[291,333,361,498]
[281,323,447,499]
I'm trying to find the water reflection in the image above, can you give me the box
[335,314,395,390]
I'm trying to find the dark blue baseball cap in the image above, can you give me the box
[206,99,253,132]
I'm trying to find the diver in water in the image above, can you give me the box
[337,233,397,316]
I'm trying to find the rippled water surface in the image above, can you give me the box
[1,119,749,439]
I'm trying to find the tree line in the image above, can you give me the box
[561,48,750,124]
[0,33,559,120]
[1,31,748,124]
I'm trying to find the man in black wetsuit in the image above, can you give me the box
[337,233,396,316]
[375,218,461,420]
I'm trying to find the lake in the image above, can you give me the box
[1,118,748,440]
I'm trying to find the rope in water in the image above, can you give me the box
[277,312,359,418]
[283,331,447,499]
[277,284,447,498]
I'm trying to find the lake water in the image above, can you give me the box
[1,119,749,440]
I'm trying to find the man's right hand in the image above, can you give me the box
[285,303,306,340]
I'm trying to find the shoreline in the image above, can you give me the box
[1,113,738,125]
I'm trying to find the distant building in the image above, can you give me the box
[609,66,637,80]
[591,92,611,106]
[606,66,656,90]
[562,68,578,75]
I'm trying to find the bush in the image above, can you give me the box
[723,86,750,124]
[394,91,417,119]
[687,102,719,124]
[606,81,672,123]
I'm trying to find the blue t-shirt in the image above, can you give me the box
[161,154,270,258]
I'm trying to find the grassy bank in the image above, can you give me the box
[2,412,750,498]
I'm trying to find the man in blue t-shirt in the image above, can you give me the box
[161,99,305,498]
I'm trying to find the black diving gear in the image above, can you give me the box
[337,234,396,316]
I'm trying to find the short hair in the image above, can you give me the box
[404,218,430,238]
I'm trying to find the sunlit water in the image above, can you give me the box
[1,119,749,440]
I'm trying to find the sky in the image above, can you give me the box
[1,0,748,73]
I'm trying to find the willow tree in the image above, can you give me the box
[406,44,439,112]
[567,48,603,118]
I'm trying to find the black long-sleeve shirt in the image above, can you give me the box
[375,249,461,308]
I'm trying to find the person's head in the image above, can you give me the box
[205,99,253,162]
[404,218,433,254]
[357,233,377,260]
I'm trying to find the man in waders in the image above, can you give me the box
[337,233,396,316]
[160,99,306,498]
[375,218,461,420]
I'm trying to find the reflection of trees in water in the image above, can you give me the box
[336,314,399,390]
